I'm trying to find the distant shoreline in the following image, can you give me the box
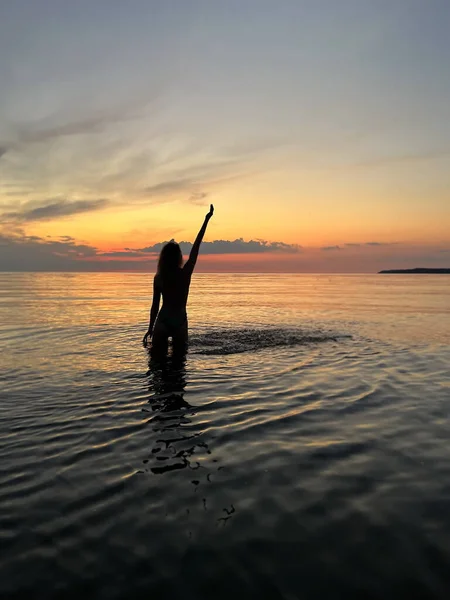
[379,268,450,274]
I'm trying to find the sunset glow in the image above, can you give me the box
[1,1,449,272]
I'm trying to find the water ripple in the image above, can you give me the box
[1,274,450,598]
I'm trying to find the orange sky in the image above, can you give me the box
[1,1,449,271]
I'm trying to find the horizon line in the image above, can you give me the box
[0,269,430,275]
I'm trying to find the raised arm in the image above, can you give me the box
[142,275,161,346]
[185,204,214,272]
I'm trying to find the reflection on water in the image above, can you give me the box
[143,353,205,475]
[142,353,236,528]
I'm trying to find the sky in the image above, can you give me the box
[0,0,449,272]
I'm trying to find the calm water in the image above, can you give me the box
[1,273,449,599]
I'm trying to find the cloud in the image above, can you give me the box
[0,230,302,271]
[2,198,110,223]
[342,241,397,249]
[321,242,396,251]
[351,149,450,169]
[16,113,129,145]
[138,145,268,204]
[0,102,148,158]
[1,87,287,213]
[1,229,449,272]
[99,251,146,258]
[0,230,99,271]
[133,238,301,255]
[188,191,209,205]
[140,174,221,206]
[0,132,283,214]
[143,179,196,198]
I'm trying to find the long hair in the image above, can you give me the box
[157,241,183,283]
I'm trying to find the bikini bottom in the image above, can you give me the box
[156,306,187,334]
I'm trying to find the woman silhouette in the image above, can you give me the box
[143,204,214,356]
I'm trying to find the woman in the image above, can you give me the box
[143,204,214,356]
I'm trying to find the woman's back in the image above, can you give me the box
[156,265,192,311]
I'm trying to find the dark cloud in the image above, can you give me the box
[0,230,301,271]
[321,245,341,251]
[134,238,301,255]
[2,198,110,222]
[1,230,448,272]
[0,231,99,271]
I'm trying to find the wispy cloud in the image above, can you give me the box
[342,241,397,249]
[2,198,110,223]
[188,191,209,205]
[16,113,134,145]
[138,139,280,204]
[322,242,397,251]
[365,241,393,246]
[142,179,197,198]
[0,100,150,158]
[1,96,287,211]
[350,149,450,169]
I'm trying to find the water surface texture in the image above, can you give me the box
[1,273,450,599]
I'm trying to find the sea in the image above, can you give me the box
[1,272,449,599]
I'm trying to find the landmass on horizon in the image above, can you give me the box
[379,268,450,274]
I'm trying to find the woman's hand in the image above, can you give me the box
[206,204,214,220]
[142,329,152,347]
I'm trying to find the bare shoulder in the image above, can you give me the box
[154,273,161,288]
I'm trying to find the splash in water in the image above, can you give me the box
[189,327,350,355]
